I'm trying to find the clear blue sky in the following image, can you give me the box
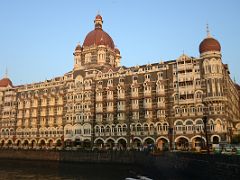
[0,0,240,85]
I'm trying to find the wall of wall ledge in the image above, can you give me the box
[0,150,239,179]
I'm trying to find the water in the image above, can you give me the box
[0,159,154,180]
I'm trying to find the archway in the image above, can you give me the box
[133,138,142,149]
[106,139,115,150]
[192,137,204,151]
[176,137,189,151]
[1,140,5,147]
[212,136,219,144]
[64,139,72,147]
[39,139,46,149]
[31,140,37,149]
[16,140,21,148]
[156,138,169,151]
[23,140,29,148]
[7,140,13,148]
[83,139,91,150]
[143,137,155,150]
[95,139,104,149]
[117,138,127,150]
[56,139,62,147]
[48,139,54,148]
[74,138,81,147]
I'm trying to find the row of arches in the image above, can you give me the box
[93,135,221,151]
[0,134,222,151]
[0,138,63,149]
[94,122,170,137]
[174,118,225,134]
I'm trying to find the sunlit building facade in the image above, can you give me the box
[0,15,240,150]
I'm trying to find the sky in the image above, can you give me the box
[0,0,240,85]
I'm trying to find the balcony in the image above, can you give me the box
[57,111,63,115]
[96,108,103,113]
[117,106,125,111]
[96,96,103,102]
[107,106,114,112]
[107,95,113,100]
[49,111,55,116]
[57,100,63,105]
[144,91,151,97]
[49,101,55,106]
[132,105,139,110]
[17,113,23,118]
[144,104,152,109]
[41,102,47,107]
[157,102,165,108]
[32,103,38,108]
[118,94,125,99]
[156,90,165,95]
[40,112,46,116]
[24,113,30,118]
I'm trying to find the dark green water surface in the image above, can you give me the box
[0,159,154,180]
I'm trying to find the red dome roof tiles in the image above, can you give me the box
[83,28,115,50]
[0,78,13,87]
[199,37,221,54]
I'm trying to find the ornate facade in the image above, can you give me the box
[0,15,240,150]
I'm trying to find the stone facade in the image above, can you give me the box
[0,15,240,150]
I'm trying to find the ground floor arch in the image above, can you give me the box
[7,139,13,147]
[30,139,37,148]
[94,138,104,149]
[211,135,221,145]
[23,139,29,147]
[39,139,47,148]
[116,138,127,150]
[191,136,206,151]
[105,138,115,149]
[55,139,62,147]
[175,136,190,151]
[48,139,54,148]
[143,137,155,150]
[83,139,91,149]
[0,140,4,147]
[156,137,169,151]
[132,137,142,149]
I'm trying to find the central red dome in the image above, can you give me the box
[83,15,115,50]
[0,78,13,87]
[83,29,115,49]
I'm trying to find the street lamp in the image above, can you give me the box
[202,116,209,154]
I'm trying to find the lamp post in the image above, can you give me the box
[203,116,209,154]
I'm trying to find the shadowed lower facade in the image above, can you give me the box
[0,15,240,150]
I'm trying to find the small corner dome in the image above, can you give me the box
[0,78,13,87]
[199,36,221,54]
[75,43,82,51]
[115,48,120,55]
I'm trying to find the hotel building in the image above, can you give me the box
[0,15,240,150]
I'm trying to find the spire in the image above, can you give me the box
[4,67,8,78]
[206,23,211,38]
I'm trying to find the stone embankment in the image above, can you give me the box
[0,149,239,179]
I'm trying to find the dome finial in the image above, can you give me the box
[206,23,211,38]
[94,13,103,29]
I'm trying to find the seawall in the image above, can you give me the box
[0,150,240,179]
